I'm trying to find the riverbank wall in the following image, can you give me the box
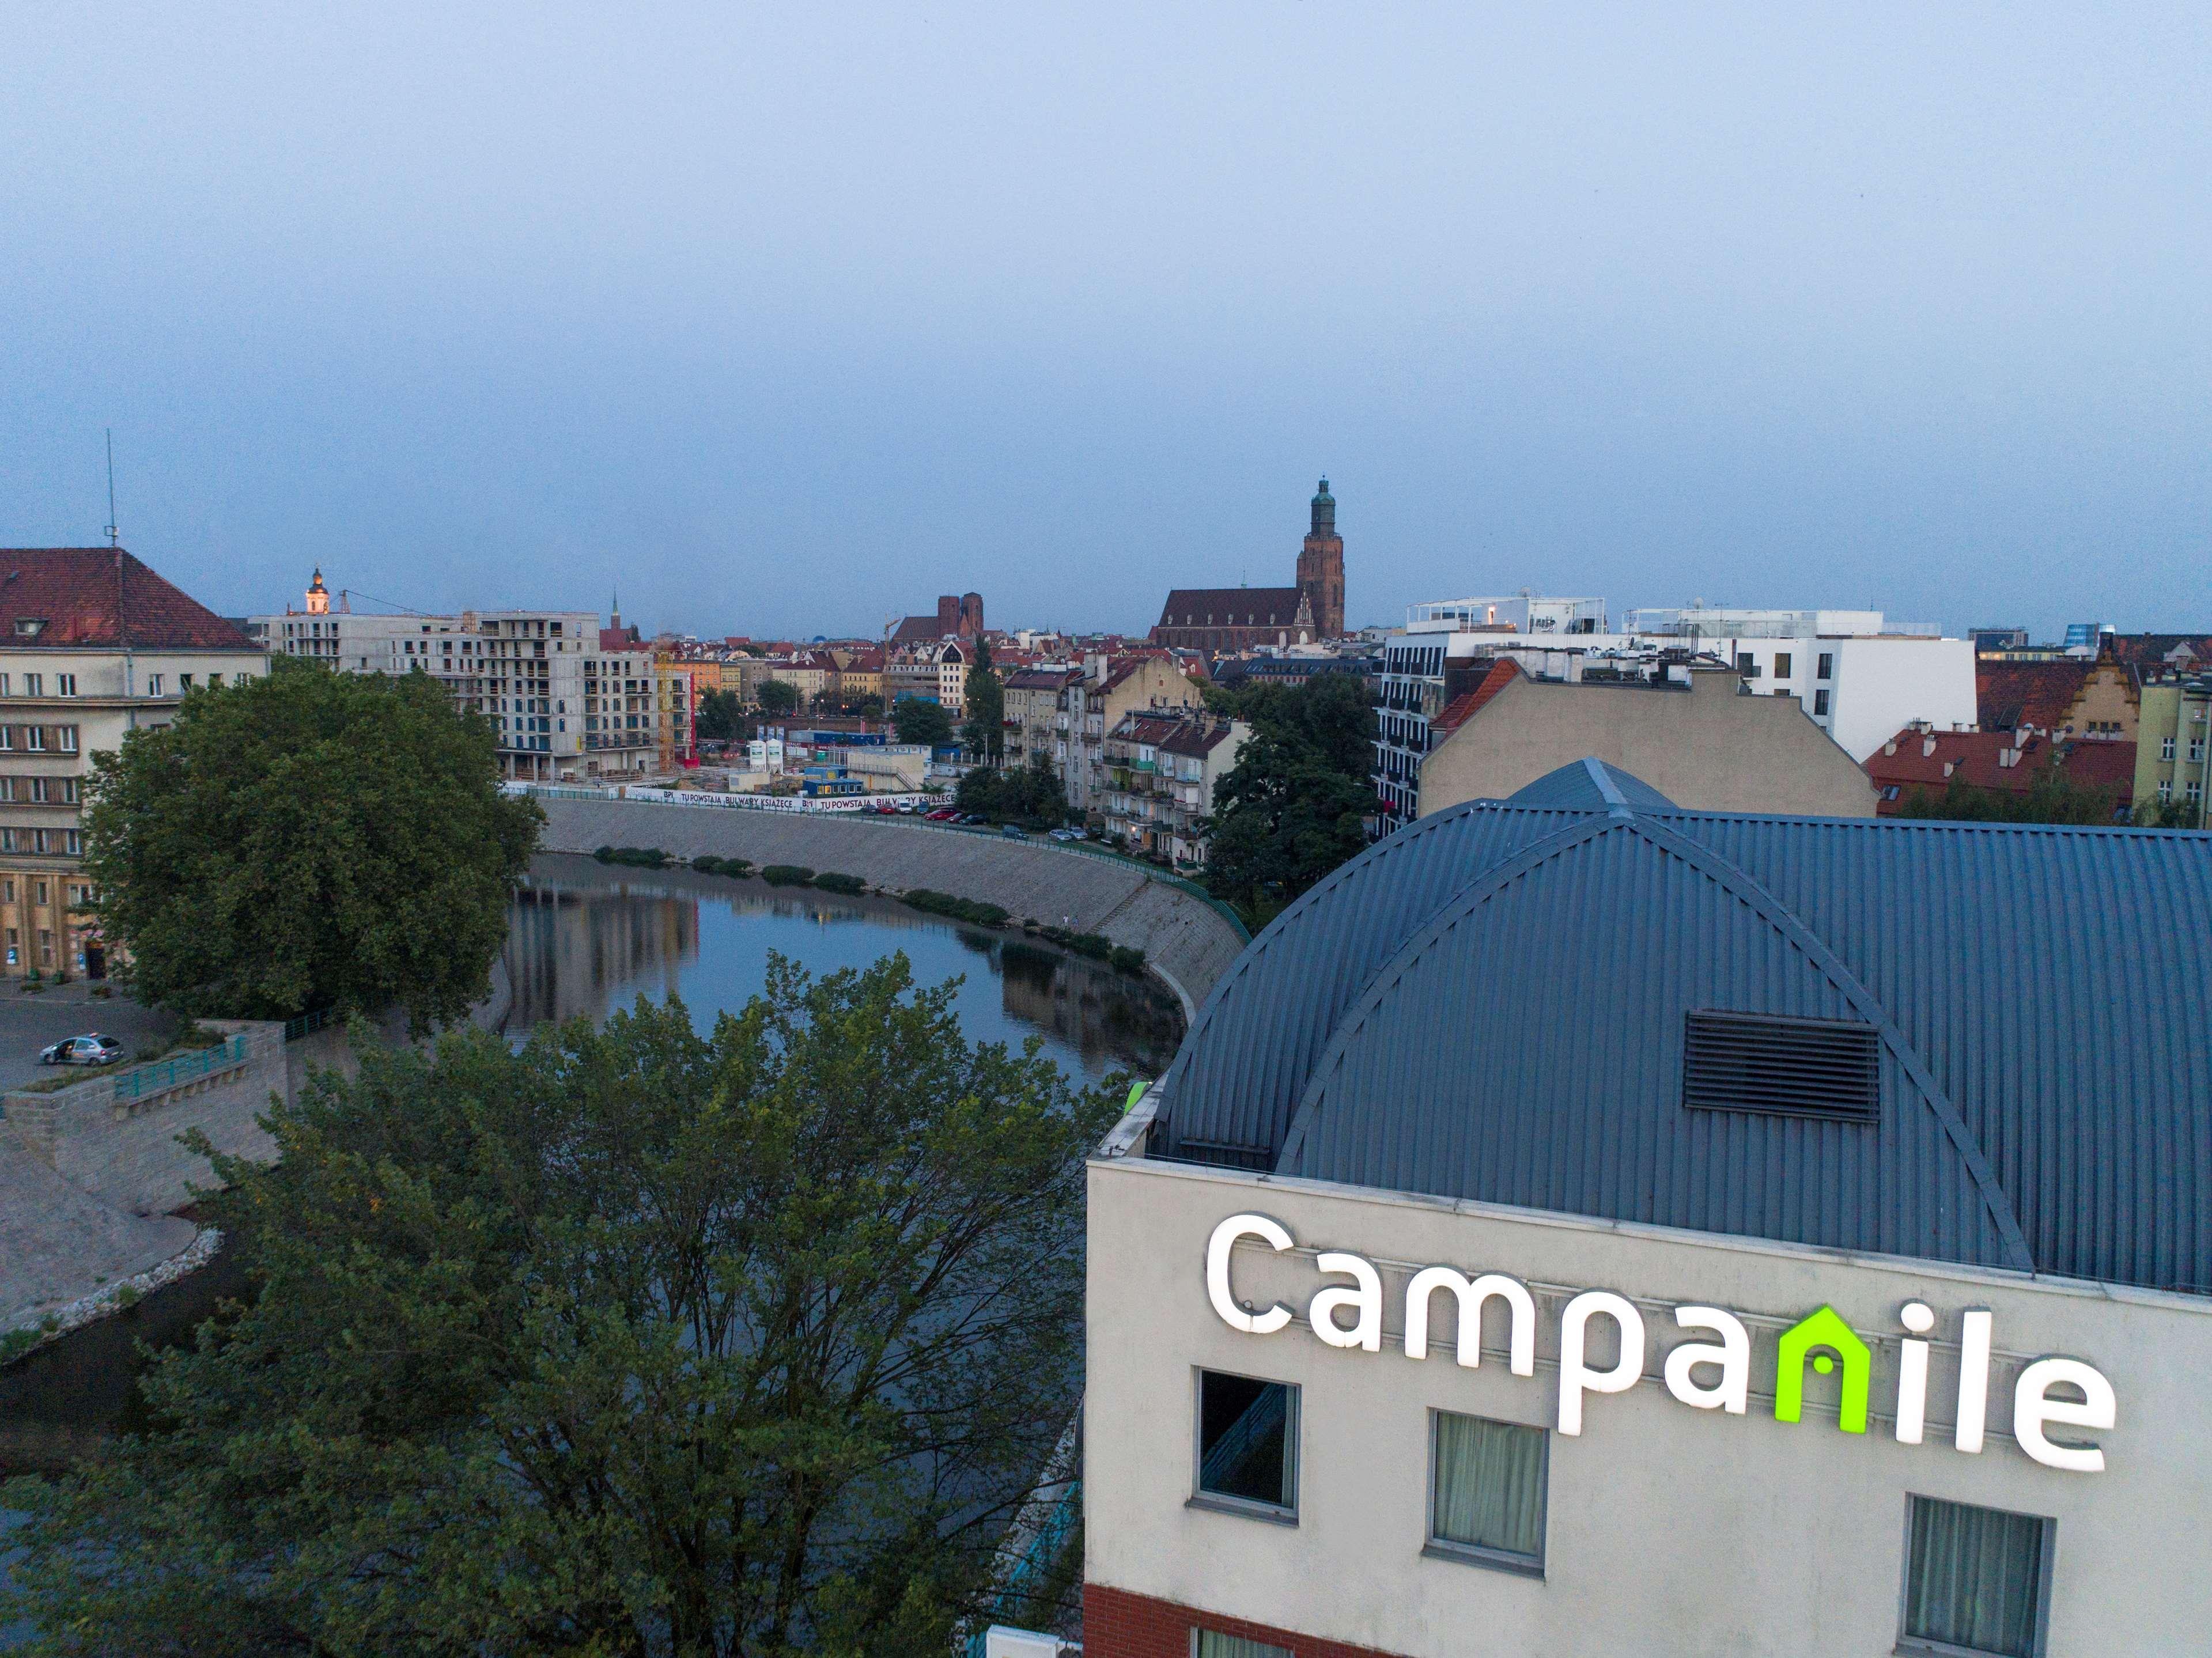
[530,798,1251,1013]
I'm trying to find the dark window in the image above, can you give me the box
[1817,652,1834,679]
[1164,1137,1275,1172]
[1900,1496,2051,1657]
[1195,1369,1297,1516]
[1814,690,1832,717]
[1682,1010,1879,1122]
[1775,652,1793,677]
[1428,1412,1548,1573]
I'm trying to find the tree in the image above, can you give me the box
[955,755,1070,827]
[1201,673,1376,919]
[755,678,800,718]
[959,639,1004,764]
[1896,768,2126,826]
[696,688,751,743]
[893,697,955,747]
[80,658,540,1032]
[0,956,1117,1657]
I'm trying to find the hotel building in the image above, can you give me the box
[1084,760,2212,1657]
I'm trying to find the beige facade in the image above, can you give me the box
[0,550,270,978]
[1416,667,1877,820]
[1066,657,1203,816]
[1086,1135,2210,1658]
[2134,676,2211,826]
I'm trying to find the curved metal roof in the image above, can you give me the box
[1152,761,2212,1293]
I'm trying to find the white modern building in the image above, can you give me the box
[248,571,658,781]
[1374,598,1975,835]
[1083,759,2212,1658]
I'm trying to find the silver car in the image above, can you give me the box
[39,1032,123,1066]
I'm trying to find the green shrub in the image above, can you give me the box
[898,889,1010,928]
[1110,945,1147,976]
[0,1327,40,1366]
[114,1282,143,1309]
[761,865,815,887]
[691,856,754,879]
[811,872,866,895]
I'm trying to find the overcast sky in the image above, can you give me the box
[3,5,2206,641]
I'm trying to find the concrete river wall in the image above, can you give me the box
[530,797,1251,1015]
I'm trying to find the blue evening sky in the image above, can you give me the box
[2,5,2206,641]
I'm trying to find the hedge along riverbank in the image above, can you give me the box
[538,798,1249,1017]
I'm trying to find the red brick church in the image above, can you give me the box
[1151,479,1347,652]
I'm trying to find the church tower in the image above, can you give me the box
[305,567,330,616]
[1296,477,1345,637]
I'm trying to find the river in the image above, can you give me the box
[0,855,1182,1482]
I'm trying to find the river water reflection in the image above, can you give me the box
[500,855,1185,1082]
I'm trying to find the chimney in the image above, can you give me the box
[1922,736,1938,758]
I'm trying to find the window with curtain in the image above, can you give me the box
[1428,1411,1547,1572]
[1901,1495,2050,1657]
[1194,1633,1292,1658]
[1194,1370,1298,1515]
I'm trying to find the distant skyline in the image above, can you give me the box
[4,5,2207,643]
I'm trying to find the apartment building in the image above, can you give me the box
[653,658,695,770]
[1374,597,1974,835]
[2134,672,2211,826]
[1063,656,1202,818]
[1100,707,1250,868]
[248,575,656,780]
[0,548,270,978]
[1004,666,1082,771]
[1087,759,2212,1657]
[886,639,969,714]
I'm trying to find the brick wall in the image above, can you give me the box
[1083,1584,1411,1658]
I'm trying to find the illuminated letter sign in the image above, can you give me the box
[1197,1216,2117,1472]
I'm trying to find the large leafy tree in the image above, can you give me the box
[955,755,1071,827]
[0,956,1116,1657]
[80,658,539,1031]
[755,678,801,717]
[695,687,752,743]
[892,697,954,747]
[1201,672,1376,918]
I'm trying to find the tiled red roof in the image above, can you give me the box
[2052,737,2139,794]
[1864,729,2048,812]
[0,548,254,651]
[2106,634,2212,671]
[1976,660,2090,733]
[1431,658,1522,737]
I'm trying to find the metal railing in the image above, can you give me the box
[963,1479,1082,1658]
[112,1034,249,1104]
[283,1006,336,1042]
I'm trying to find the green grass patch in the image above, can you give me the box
[760,865,816,887]
[811,872,867,895]
[690,855,754,878]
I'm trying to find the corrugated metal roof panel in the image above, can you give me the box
[1151,766,2212,1294]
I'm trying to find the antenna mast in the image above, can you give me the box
[103,429,120,547]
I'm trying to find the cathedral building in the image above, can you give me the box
[1151,479,1347,652]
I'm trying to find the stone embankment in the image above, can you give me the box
[531,797,1251,1013]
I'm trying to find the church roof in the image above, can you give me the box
[1149,760,2212,1293]
[1156,587,1308,630]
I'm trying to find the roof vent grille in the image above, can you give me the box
[1682,1010,1879,1123]
[1163,1137,1276,1172]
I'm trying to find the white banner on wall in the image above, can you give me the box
[522,782,932,815]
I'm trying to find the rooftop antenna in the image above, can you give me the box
[103,429,120,547]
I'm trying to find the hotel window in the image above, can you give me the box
[1774,652,1793,677]
[1813,690,1832,717]
[1427,1412,1548,1574]
[1900,1496,2051,1658]
[1193,1634,1292,1658]
[1817,652,1834,679]
[56,673,75,696]
[1194,1369,1298,1519]
[23,674,41,696]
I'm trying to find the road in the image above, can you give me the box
[0,983,176,1090]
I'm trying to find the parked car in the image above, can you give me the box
[1049,827,1081,842]
[1000,823,1025,839]
[959,813,988,826]
[895,802,917,813]
[925,808,958,821]
[39,1032,123,1067]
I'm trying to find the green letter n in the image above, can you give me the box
[1774,1305,1871,1434]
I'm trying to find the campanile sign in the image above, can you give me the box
[1204,1213,2118,1474]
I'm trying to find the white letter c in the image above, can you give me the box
[1207,1213,1295,1335]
